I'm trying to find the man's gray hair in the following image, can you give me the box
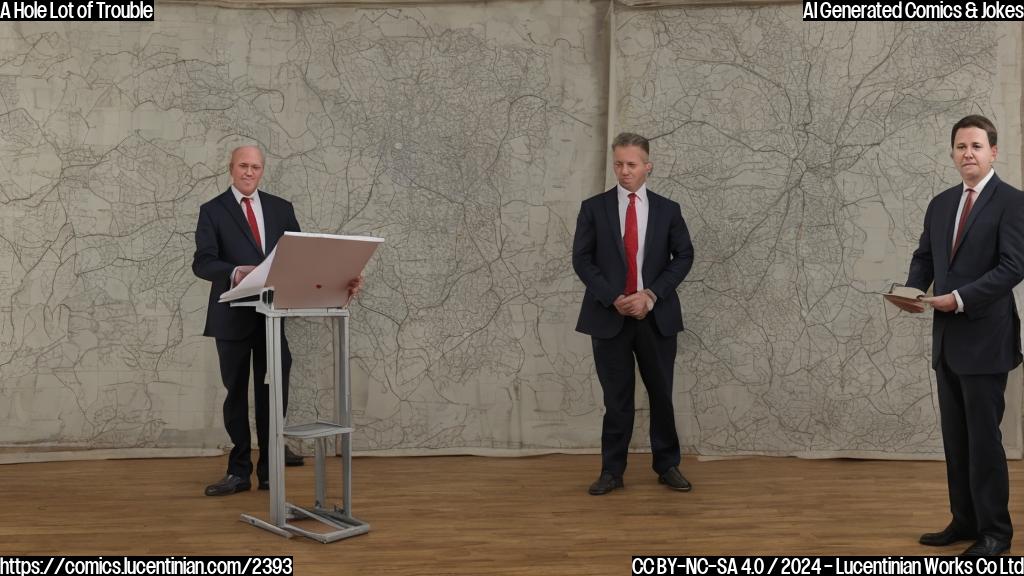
[611,132,649,154]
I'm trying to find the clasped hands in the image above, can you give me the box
[614,291,653,320]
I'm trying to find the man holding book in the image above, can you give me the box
[895,115,1024,556]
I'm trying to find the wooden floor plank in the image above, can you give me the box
[1,454,1019,574]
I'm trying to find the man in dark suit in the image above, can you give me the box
[896,115,1024,556]
[572,132,695,495]
[192,145,308,496]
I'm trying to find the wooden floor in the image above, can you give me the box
[2,454,1022,574]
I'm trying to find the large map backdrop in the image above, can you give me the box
[0,1,1020,461]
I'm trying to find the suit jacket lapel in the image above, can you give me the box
[959,175,999,241]
[218,189,263,257]
[604,188,626,264]
[645,190,660,257]
[262,193,278,255]
[950,175,1000,263]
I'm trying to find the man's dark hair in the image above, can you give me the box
[611,132,650,154]
[951,115,997,147]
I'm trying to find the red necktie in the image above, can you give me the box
[624,193,638,294]
[242,196,262,253]
[951,188,975,260]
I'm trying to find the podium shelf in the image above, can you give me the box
[284,421,354,439]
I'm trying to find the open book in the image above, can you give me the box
[882,284,929,308]
[220,231,384,308]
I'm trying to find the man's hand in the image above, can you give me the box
[890,299,927,313]
[922,293,957,313]
[233,265,256,287]
[347,274,365,299]
[613,295,630,316]
[614,293,649,318]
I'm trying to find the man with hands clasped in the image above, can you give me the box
[572,132,695,496]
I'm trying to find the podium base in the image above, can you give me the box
[241,503,369,543]
[239,513,293,539]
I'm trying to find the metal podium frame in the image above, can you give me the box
[231,291,370,543]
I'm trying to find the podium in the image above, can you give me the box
[223,232,381,543]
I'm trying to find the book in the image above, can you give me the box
[882,284,929,308]
[220,231,384,308]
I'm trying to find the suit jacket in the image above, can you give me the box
[907,173,1024,374]
[192,188,301,340]
[573,187,694,339]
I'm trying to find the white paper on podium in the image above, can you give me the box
[220,231,383,308]
[219,245,278,303]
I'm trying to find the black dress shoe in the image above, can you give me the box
[284,445,304,467]
[204,474,251,496]
[588,472,624,495]
[919,524,976,546]
[258,479,269,491]
[961,535,1010,557]
[658,467,692,492]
